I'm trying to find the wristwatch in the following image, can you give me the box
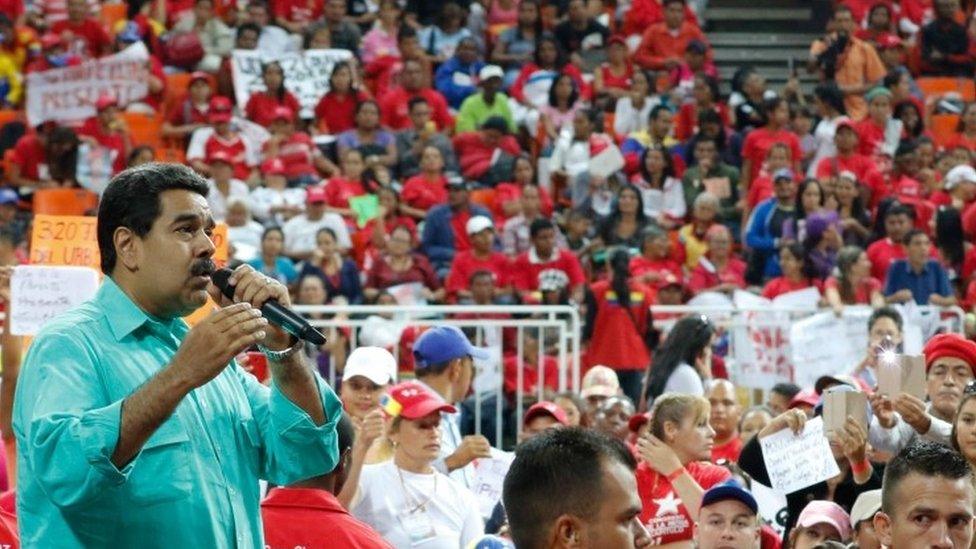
[258,337,303,362]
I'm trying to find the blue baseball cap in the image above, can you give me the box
[413,326,490,369]
[700,480,758,514]
[0,188,18,206]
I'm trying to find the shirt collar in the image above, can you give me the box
[262,487,348,513]
[99,277,182,342]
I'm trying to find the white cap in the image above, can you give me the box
[342,346,397,385]
[945,164,976,190]
[479,64,504,81]
[466,215,494,235]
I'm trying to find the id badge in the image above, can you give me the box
[399,507,437,546]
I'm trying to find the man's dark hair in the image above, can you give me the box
[237,22,261,41]
[649,104,672,123]
[336,412,354,457]
[770,382,801,400]
[97,163,209,274]
[397,25,418,41]
[881,441,973,514]
[868,306,903,333]
[408,96,430,112]
[529,218,555,238]
[886,202,916,221]
[503,427,637,549]
[901,228,927,246]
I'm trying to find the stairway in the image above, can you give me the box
[705,0,830,97]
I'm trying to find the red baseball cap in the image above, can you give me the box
[271,106,294,122]
[923,333,976,375]
[878,34,903,50]
[207,150,233,165]
[628,411,651,433]
[95,93,118,111]
[608,35,627,48]
[261,157,287,176]
[306,186,328,204]
[523,401,568,427]
[788,389,820,410]
[381,381,457,420]
[209,96,233,123]
[190,71,210,84]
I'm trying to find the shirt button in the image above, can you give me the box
[229,487,237,496]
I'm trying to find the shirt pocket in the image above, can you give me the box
[127,419,193,506]
[237,416,265,476]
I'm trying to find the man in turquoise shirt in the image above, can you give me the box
[13,163,341,547]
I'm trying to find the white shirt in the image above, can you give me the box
[414,380,474,489]
[613,96,661,137]
[633,176,687,221]
[351,460,483,549]
[868,403,952,455]
[206,178,250,222]
[227,220,264,261]
[807,116,841,178]
[663,363,704,396]
[248,186,307,225]
[282,212,352,256]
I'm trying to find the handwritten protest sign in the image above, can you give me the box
[471,448,515,518]
[230,48,353,118]
[29,214,100,270]
[760,417,839,494]
[10,265,99,335]
[26,42,150,125]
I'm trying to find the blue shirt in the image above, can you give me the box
[13,277,341,548]
[247,256,298,285]
[883,259,952,305]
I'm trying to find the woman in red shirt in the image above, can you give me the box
[824,245,885,315]
[740,97,802,193]
[78,94,131,174]
[676,74,729,141]
[263,106,336,186]
[635,394,731,545]
[492,155,555,224]
[322,149,370,219]
[592,36,633,105]
[363,225,444,302]
[360,187,418,269]
[761,243,821,299]
[629,226,683,290]
[400,145,448,219]
[688,225,747,295]
[943,102,976,152]
[314,61,370,134]
[245,61,302,127]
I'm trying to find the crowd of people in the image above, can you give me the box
[2,0,976,546]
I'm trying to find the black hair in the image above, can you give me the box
[548,73,579,109]
[901,228,927,246]
[639,144,676,186]
[302,22,330,49]
[770,382,801,400]
[814,82,848,116]
[782,241,817,280]
[237,22,261,42]
[795,178,825,221]
[126,145,155,167]
[336,412,354,456]
[762,97,786,126]
[529,217,555,238]
[868,306,903,334]
[503,427,637,549]
[881,441,973,514]
[645,315,715,402]
[262,61,287,102]
[650,104,672,124]
[894,100,925,138]
[875,200,915,241]
[354,99,381,119]
[516,0,545,37]
[695,73,720,103]
[262,225,284,241]
[328,60,356,93]
[609,247,633,316]
[408,96,430,112]
[97,163,210,274]
[468,269,495,287]
[935,206,965,270]
[46,126,80,183]
[599,184,649,243]
[534,36,566,69]
[397,25,418,41]
[316,227,338,242]
[882,70,905,90]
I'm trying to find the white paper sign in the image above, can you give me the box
[26,42,150,125]
[471,448,514,518]
[759,417,840,494]
[10,265,99,335]
[230,48,353,118]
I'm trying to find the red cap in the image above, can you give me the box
[207,150,233,165]
[40,33,62,49]
[209,96,233,122]
[628,411,651,433]
[924,333,976,375]
[878,34,903,50]
[271,106,294,122]
[190,71,210,84]
[381,381,457,420]
[523,401,568,427]
[95,93,118,111]
[306,186,328,203]
[788,389,820,410]
[608,35,627,48]
[835,117,856,133]
[261,157,287,176]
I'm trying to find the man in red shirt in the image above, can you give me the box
[261,414,393,549]
[192,96,253,181]
[273,0,324,34]
[512,218,586,304]
[379,58,453,130]
[707,379,743,463]
[77,94,131,174]
[452,117,521,183]
[633,0,710,71]
[866,202,915,280]
[444,215,512,301]
[814,119,884,194]
[51,0,111,59]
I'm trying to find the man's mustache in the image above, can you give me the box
[190,259,217,277]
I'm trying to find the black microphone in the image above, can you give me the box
[211,268,327,346]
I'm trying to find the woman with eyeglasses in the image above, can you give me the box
[641,315,715,409]
[350,381,483,547]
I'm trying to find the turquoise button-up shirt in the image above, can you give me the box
[13,277,341,548]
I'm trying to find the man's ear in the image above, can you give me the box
[553,514,586,548]
[874,511,893,548]
[114,226,140,272]
[447,358,462,382]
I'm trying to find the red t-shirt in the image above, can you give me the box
[266,132,318,179]
[741,127,802,182]
[452,132,522,180]
[855,118,887,158]
[245,91,302,127]
[261,487,393,549]
[378,87,453,131]
[401,174,448,212]
[629,256,683,290]
[503,354,560,395]
[450,208,473,253]
[511,249,586,292]
[824,275,882,304]
[747,174,775,210]
[688,257,747,294]
[676,102,731,141]
[444,250,511,295]
[942,132,976,152]
[866,237,904,281]
[814,153,884,200]
[10,134,46,181]
[314,90,370,134]
[761,277,820,299]
[637,461,732,545]
[587,279,654,370]
[711,437,744,464]
[168,97,210,126]
[51,18,110,58]
[323,177,366,210]
[204,133,251,180]
[598,63,634,92]
[77,118,126,173]
[272,0,324,23]
[491,183,554,224]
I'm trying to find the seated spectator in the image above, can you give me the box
[456,65,515,134]
[802,210,842,280]
[321,149,371,220]
[361,187,419,266]
[298,227,364,304]
[127,146,156,169]
[742,97,802,198]
[682,137,741,230]
[215,22,260,100]
[593,36,634,105]
[265,106,336,187]
[189,96,257,181]
[379,59,453,131]
[420,177,492,275]
[644,315,715,401]
[622,0,698,38]
[834,171,872,247]
[825,246,885,313]
[669,41,718,102]
[445,216,512,302]
[247,226,299,284]
[434,37,483,110]
[675,74,728,141]
[940,164,976,211]
[78,94,131,175]
[540,74,585,142]
[8,124,79,189]
[942,102,976,153]
[282,187,352,259]
[690,225,747,295]
[244,62,302,128]
[855,2,897,48]
[866,202,916,280]
[553,0,609,69]
[550,109,613,210]
[631,144,686,228]
[613,70,660,138]
[204,151,249,222]
[634,0,710,71]
[707,379,743,463]
[745,169,799,282]
[630,226,683,290]
[314,61,371,135]
[501,183,565,257]
[635,393,732,544]
[694,480,763,549]
[337,101,397,170]
[510,37,589,112]
[224,199,264,261]
[249,158,306,226]
[365,225,444,303]
[52,0,110,59]
[171,0,234,72]
[490,0,546,86]
[400,146,449,219]
[417,2,472,63]
[884,229,956,306]
[452,117,521,183]
[24,32,82,74]
[919,0,972,76]
[622,105,684,176]
[594,184,654,252]
[503,330,560,396]
[738,406,772,445]
[745,143,793,217]
[855,88,900,173]
[395,97,459,180]
[162,71,213,143]
[762,243,821,299]
[111,23,165,115]
[787,501,853,547]
[272,0,323,34]
[592,395,636,444]
[511,218,586,303]
[732,69,771,133]
[677,191,719,270]
[493,156,553,224]
[323,0,361,53]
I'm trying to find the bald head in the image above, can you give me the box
[707,380,740,440]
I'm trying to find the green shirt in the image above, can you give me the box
[455,92,516,133]
[13,277,341,548]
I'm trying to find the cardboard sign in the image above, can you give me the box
[29,215,100,270]
[10,265,99,335]
[877,355,926,400]
[759,417,840,494]
[822,388,868,435]
[703,177,732,199]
